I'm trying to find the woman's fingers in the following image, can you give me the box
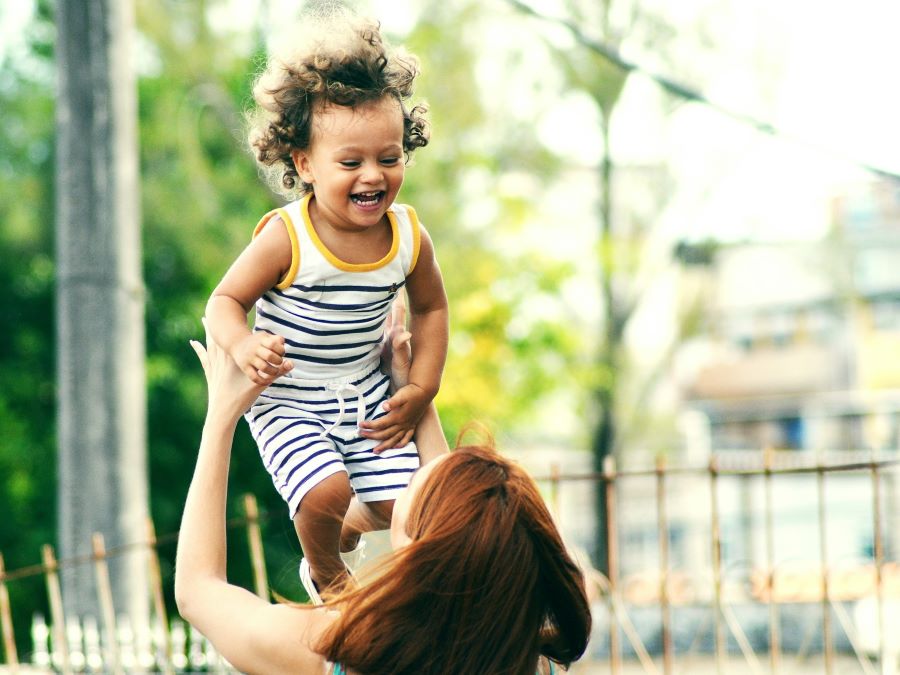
[201,317,215,358]
[391,331,412,367]
[259,346,285,366]
[189,340,210,380]
[251,357,279,376]
[392,293,407,328]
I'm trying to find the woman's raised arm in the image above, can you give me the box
[175,322,328,675]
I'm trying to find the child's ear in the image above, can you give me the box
[292,149,314,184]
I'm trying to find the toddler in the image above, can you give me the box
[205,12,449,602]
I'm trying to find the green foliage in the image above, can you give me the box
[0,0,57,649]
[400,0,580,438]
[0,0,597,642]
[554,45,628,118]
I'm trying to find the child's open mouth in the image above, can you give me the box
[350,191,385,207]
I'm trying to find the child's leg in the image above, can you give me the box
[292,472,353,595]
[339,498,394,552]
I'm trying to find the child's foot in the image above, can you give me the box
[340,539,367,575]
[299,558,323,605]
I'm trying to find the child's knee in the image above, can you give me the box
[297,472,353,522]
[366,498,395,523]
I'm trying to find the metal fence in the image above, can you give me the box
[1,455,898,674]
[540,450,900,675]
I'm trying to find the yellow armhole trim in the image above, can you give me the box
[407,205,422,275]
[252,207,300,289]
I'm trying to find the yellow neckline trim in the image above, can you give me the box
[301,193,399,272]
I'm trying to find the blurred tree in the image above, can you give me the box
[399,0,583,439]
[505,0,712,572]
[0,0,589,637]
[133,0,297,601]
[136,0,588,601]
[0,0,57,651]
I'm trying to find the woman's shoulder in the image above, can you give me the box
[232,604,335,675]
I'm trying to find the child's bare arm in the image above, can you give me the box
[206,218,293,385]
[361,227,448,450]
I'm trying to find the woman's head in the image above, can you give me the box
[247,11,429,198]
[321,445,592,675]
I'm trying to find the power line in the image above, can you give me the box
[504,0,900,183]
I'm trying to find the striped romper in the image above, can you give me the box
[244,194,421,517]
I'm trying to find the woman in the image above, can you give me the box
[176,318,591,674]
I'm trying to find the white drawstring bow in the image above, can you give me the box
[319,380,367,438]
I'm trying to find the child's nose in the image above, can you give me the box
[361,163,384,183]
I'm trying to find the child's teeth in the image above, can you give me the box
[353,191,380,203]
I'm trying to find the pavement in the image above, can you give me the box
[571,654,896,674]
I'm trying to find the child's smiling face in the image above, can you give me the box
[293,95,405,234]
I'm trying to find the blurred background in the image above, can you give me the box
[2,0,900,671]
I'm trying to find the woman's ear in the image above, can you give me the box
[292,149,314,185]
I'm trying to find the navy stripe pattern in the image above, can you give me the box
[246,366,419,516]
[253,196,415,381]
[246,196,420,515]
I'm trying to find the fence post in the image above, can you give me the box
[146,517,175,675]
[763,447,780,673]
[41,544,72,674]
[0,552,18,671]
[709,455,725,674]
[602,455,621,675]
[870,455,887,673]
[92,533,122,675]
[549,463,561,525]
[817,460,833,675]
[243,494,269,600]
[655,455,673,675]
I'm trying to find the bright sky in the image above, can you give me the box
[5,0,897,245]
[0,1,33,56]
[613,0,900,242]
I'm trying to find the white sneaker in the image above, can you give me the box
[299,558,323,605]
[340,539,367,575]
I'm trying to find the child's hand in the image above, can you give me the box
[232,332,290,385]
[360,383,430,452]
[191,319,293,421]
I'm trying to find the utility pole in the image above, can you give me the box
[55,0,148,622]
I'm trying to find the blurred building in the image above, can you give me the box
[684,179,900,452]
[611,180,900,596]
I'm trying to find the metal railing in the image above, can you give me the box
[1,454,898,673]
[538,450,900,675]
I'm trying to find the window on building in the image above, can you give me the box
[780,417,805,450]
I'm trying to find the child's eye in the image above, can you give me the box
[380,157,400,166]
[340,160,361,168]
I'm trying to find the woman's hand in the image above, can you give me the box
[190,318,293,423]
[380,296,412,391]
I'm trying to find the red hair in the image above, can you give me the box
[317,445,591,674]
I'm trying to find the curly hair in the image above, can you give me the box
[247,12,430,198]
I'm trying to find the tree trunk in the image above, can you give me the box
[55,0,148,622]
[592,386,615,575]
[592,111,616,575]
